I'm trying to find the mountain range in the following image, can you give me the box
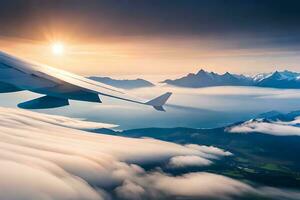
[89,70,300,89]
[163,69,300,88]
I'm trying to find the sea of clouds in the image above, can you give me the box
[3,85,300,129]
[0,107,299,200]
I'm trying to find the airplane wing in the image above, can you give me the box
[0,51,172,111]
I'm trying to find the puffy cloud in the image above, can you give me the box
[114,172,254,199]
[115,172,300,200]
[115,180,145,200]
[276,116,300,126]
[186,144,233,157]
[168,155,212,168]
[227,119,300,136]
[167,145,233,169]
[149,172,254,198]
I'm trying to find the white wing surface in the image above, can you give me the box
[0,51,171,111]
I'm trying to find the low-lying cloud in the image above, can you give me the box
[115,172,253,200]
[0,107,298,200]
[228,118,300,136]
[168,155,212,168]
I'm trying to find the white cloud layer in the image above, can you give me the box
[0,107,298,200]
[115,172,254,200]
[228,118,300,136]
[186,144,233,157]
[0,107,233,200]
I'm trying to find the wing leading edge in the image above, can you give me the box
[0,51,172,111]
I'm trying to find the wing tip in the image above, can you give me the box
[146,92,172,111]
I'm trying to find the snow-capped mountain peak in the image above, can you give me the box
[254,70,300,88]
[162,69,253,88]
[254,70,300,82]
[252,72,273,82]
[163,69,300,89]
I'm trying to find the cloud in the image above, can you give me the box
[0,107,116,130]
[258,187,300,200]
[0,160,102,200]
[148,172,254,199]
[115,171,300,200]
[115,180,145,200]
[0,107,299,200]
[112,167,255,199]
[186,144,233,157]
[166,144,233,166]
[227,119,300,136]
[168,155,212,168]
[114,171,255,199]
[0,107,234,199]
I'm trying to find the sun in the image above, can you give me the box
[51,42,64,55]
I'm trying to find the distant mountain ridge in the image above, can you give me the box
[89,69,300,89]
[88,76,155,89]
[163,69,300,89]
[254,70,300,88]
[163,69,253,88]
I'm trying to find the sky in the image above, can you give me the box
[1,0,300,77]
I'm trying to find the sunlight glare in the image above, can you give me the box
[51,42,64,55]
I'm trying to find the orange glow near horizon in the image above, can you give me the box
[1,35,300,78]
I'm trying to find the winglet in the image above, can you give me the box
[146,92,172,111]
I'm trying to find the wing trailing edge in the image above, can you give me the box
[146,92,172,111]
